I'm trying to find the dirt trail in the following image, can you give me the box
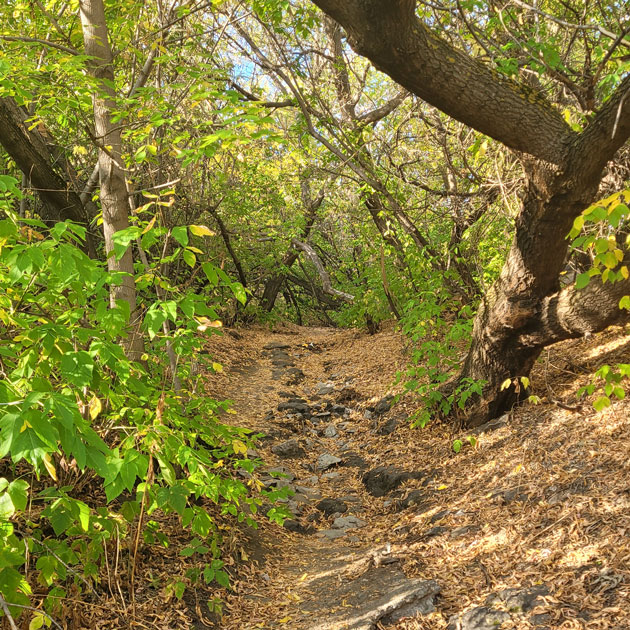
[202,323,630,630]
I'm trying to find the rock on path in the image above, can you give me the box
[222,329,555,630]
[299,558,440,630]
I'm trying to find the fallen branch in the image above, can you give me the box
[291,239,354,303]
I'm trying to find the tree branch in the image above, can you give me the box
[572,74,630,178]
[291,239,354,302]
[358,89,409,124]
[0,35,79,56]
[520,274,630,348]
[0,97,87,225]
[310,0,575,163]
[228,80,294,108]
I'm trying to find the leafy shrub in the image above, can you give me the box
[398,283,484,427]
[0,198,284,623]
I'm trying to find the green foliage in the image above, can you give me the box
[568,190,630,289]
[0,207,284,621]
[452,435,477,454]
[567,190,630,408]
[577,363,630,412]
[397,282,485,427]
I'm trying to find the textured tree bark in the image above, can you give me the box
[310,0,577,164]
[79,0,143,359]
[0,97,87,226]
[285,273,343,308]
[310,0,630,425]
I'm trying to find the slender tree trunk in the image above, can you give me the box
[208,204,248,289]
[285,273,342,309]
[79,0,143,359]
[291,239,355,303]
[262,273,289,312]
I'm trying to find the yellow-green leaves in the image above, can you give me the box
[569,190,630,290]
[189,224,215,237]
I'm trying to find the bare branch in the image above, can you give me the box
[310,0,575,163]
[357,89,409,124]
[228,80,294,108]
[292,239,354,302]
[0,35,78,56]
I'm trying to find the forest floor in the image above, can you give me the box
[196,321,630,630]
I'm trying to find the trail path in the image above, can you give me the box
[201,323,630,630]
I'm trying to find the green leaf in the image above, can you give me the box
[203,566,215,583]
[586,205,608,222]
[144,305,167,339]
[46,502,73,536]
[189,225,215,237]
[231,282,247,304]
[72,499,91,532]
[104,475,126,503]
[593,396,611,412]
[0,492,15,519]
[7,480,29,512]
[174,580,186,599]
[182,249,196,268]
[452,439,462,453]
[215,569,230,588]
[575,272,590,289]
[60,351,94,388]
[172,226,189,247]
[595,238,609,254]
[11,429,50,468]
[0,413,20,459]
[167,485,189,516]
[162,300,177,322]
[36,556,58,587]
[0,567,31,615]
[156,455,176,485]
[202,263,218,286]
[29,612,46,630]
[111,226,142,260]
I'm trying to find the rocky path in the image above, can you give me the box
[203,325,566,630]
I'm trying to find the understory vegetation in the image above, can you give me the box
[0,0,629,626]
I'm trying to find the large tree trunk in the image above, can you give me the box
[310,0,630,426]
[0,97,87,226]
[79,0,144,359]
[458,157,623,425]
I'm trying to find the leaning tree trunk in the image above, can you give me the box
[261,182,324,311]
[79,0,144,359]
[0,98,88,227]
[457,155,625,425]
[309,0,630,426]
